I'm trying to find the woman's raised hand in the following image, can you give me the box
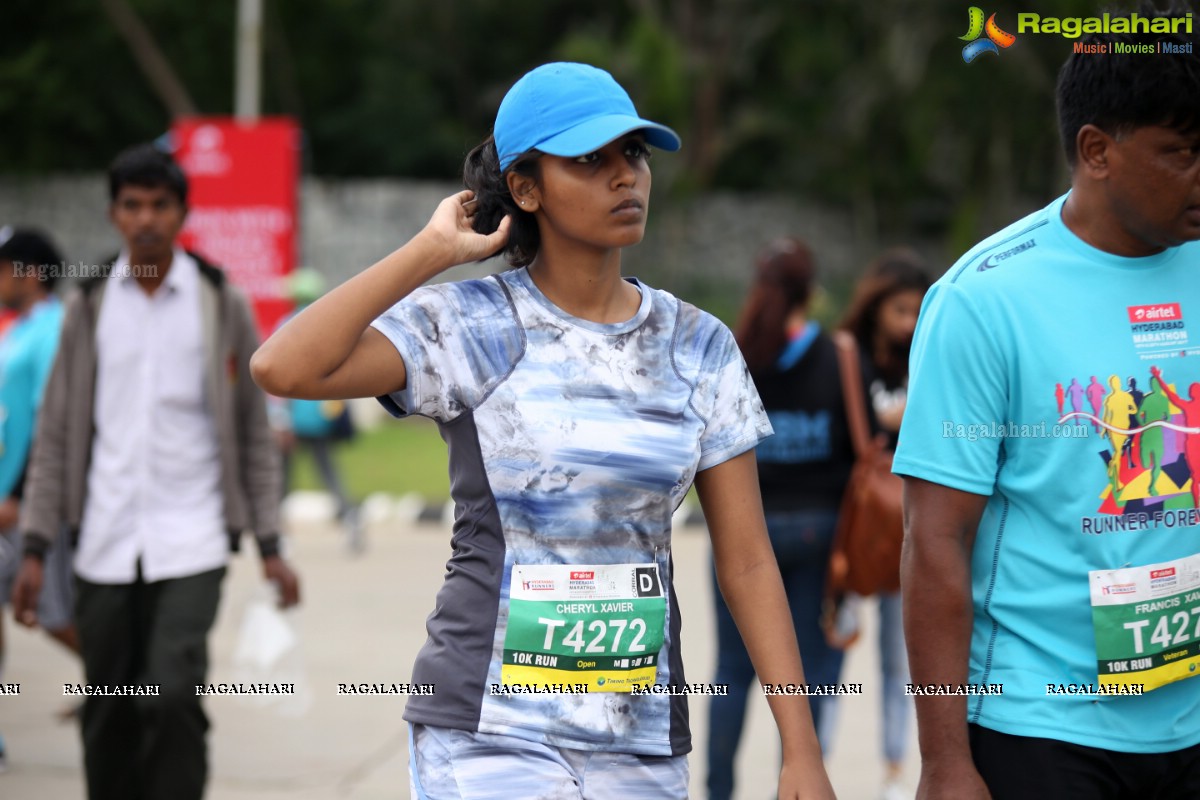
[419,189,513,269]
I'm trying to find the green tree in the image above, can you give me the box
[1,0,1136,251]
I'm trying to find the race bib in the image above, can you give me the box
[1090,553,1200,692]
[503,563,666,692]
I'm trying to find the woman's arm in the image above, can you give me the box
[695,450,836,800]
[250,191,510,400]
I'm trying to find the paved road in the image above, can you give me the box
[2,515,918,799]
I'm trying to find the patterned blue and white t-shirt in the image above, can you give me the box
[370,266,771,756]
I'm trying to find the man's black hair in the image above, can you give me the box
[1056,0,1200,164]
[108,143,189,205]
[0,227,63,289]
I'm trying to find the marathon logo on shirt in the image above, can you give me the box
[1151,567,1178,591]
[1128,303,1188,352]
[569,571,595,590]
[1128,303,1182,323]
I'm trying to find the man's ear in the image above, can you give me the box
[505,171,540,213]
[1075,124,1114,179]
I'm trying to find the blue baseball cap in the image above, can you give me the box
[494,62,681,172]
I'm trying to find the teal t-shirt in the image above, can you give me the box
[894,193,1200,753]
[0,296,63,499]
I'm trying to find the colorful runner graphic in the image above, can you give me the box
[1059,365,1200,513]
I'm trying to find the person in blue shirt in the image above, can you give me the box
[894,9,1200,799]
[0,228,76,770]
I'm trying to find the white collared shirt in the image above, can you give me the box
[76,248,226,584]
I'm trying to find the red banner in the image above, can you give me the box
[172,117,300,337]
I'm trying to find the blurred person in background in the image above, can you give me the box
[0,227,77,771]
[10,143,300,800]
[270,268,364,553]
[706,237,856,799]
[838,248,930,800]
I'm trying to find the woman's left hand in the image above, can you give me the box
[779,759,838,799]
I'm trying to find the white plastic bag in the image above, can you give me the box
[230,584,312,717]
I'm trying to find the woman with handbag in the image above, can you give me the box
[836,249,931,800]
[706,238,858,800]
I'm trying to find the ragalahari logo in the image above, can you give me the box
[960,7,1017,62]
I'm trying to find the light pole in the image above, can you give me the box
[235,0,263,122]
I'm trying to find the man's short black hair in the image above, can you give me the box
[0,226,64,289]
[108,143,188,205]
[1056,0,1200,164]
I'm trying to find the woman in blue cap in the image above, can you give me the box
[252,62,833,800]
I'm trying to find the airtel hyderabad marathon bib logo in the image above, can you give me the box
[960,7,1194,62]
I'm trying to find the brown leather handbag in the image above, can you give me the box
[824,331,905,598]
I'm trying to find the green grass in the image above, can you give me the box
[289,417,450,501]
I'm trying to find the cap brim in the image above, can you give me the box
[536,114,681,158]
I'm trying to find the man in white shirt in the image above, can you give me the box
[11,143,300,800]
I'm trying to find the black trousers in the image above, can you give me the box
[971,723,1200,800]
[75,565,225,800]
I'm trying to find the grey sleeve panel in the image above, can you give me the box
[666,553,690,754]
[402,410,506,729]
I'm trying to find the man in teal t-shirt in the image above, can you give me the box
[893,13,1200,800]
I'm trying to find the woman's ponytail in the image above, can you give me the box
[462,136,540,267]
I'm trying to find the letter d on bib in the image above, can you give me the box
[634,567,661,597]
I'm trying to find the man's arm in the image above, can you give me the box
[901,476,992,800]
[1150,366,1184,410]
